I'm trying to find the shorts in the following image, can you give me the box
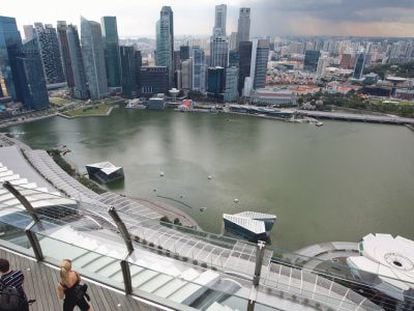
[63,296,89,311]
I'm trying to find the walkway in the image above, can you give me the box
[0,248,163,311]
[293,241,359,272]
[295,241,359,258]
[297,110,414,125]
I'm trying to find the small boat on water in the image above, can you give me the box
[315,122,324,127]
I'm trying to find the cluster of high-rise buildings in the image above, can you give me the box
[273,37,414,80]
[0,15,127,111]
[3,6,412,113]
[157,4,270,102]
[0,4,271,112]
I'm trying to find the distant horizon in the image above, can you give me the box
[2,0,414,39]
[121,34,414,40]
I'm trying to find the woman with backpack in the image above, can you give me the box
[57,259,93,311]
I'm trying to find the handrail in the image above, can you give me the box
[0,183,412,310]
[107,206,134,295]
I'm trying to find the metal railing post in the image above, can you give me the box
[108,206,134,254]
[247,240,266,311]
[120,258,133,295]
[108,206,134,295]
[25,221,44,261]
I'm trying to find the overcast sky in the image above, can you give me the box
[2,0,414,38]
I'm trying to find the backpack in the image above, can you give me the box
[0,285,27,311]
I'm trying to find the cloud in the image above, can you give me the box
[256,0,414,21]
[244,0,414,36]
[2,0,414,37]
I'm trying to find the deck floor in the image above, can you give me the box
[0,248,162,311]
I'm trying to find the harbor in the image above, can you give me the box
[3,109,414,250]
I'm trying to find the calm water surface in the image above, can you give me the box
[5,109,414,250]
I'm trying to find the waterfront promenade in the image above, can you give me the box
[297,110,414,125]
[0,112,57,129]
[294,242,359,272]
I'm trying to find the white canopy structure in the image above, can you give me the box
[347,233,414,291]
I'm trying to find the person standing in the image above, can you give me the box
[57,259,93,311]
[0,258,29,311]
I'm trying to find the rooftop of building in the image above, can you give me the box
[223,214,266,234]
[348,233,414,291]
[86,161,123,175]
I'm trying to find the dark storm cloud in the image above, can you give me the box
[249,0,414,22]
[242,0,414,36]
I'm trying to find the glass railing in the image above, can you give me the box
[32,227,125,291]
[0,213,34,257]
[260,242,414,311]
[0,182,413,310]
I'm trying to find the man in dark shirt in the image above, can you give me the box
[0,258,28,310]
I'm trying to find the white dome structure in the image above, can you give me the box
[347,233,414,291]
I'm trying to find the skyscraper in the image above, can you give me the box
[213,4,227,37]
[210,36,228,68]
[23,25,35,42]
[81,17,108,99]
[224,66,239,102]
[353,53,366,80]
[135,50,142,95]
[101,16,121,87]
[179,45,190,61]
[0,16,22,100]
[66,24,88,99]
[192,46,206,93]
[229,32,238,51]
[140,66,169,95]
[229,50,240,67]
[156,6,174,86]
[120,46,136,98]
[57,21,74,89]
[34,23,65,84]
[238,41,252,95]
[207,66,225,98]
[243,39,269,95]
[181,58,192,90]
[316,54,329,78]
[340,53,352,69]
[304,50,321,72]
[15,39,49,110]
[252,39,269,89]
[236,8,251,49]
[173,50,181,71]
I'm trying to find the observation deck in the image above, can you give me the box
[0,248,160,311]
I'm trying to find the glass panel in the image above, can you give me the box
[128,257,252,311]
[0,219,34,257]
[265,243,414,310]
[34,229,124,291]
[1,184,413,309]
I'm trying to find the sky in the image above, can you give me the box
[2,0,414,38]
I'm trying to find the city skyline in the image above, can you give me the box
[2,0,414,38]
